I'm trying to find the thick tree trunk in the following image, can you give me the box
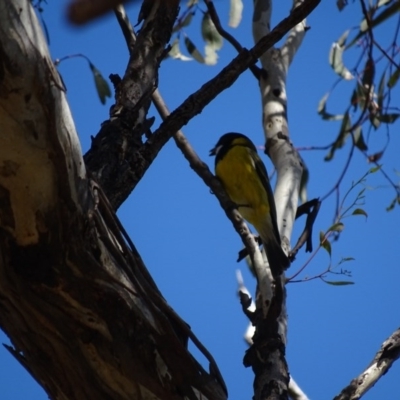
[0,1,227,399]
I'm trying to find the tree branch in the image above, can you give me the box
[0,2,228,398]
[204,0,261,79]
[245,0,317,398]
[113,6,268,320]
[84,0,180,210]
[84,0,321,211]
[334,327,400,400]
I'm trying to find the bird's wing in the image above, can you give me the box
[253,153,282,245]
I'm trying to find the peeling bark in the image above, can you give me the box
[0,1,226,399]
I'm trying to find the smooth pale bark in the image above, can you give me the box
[245,1,309,399]
[334,328,400,400]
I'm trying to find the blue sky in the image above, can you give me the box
[1,1,399,399]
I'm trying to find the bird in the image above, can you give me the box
[210,132,290,278]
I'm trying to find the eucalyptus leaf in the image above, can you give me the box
[320,236,332,256]
[229,0,243,28]
[317,93,344,121]
[88,62,111,105]
[324,280,355,286]
[353,126,368,151]
[327,222,344,233]
[325,110,351,161]
[184,36,205,64]
[379,113,400,124]
[352,208,368,218]
[387,68,400,89]
[168,38,193,61]
[329,30,353,80]
[202,12,223,50]
[348,1,400,47]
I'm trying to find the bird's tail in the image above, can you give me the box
[256,222,290,278]
[263,238,290,278]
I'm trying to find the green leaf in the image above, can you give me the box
[327,222,344,233]
[377,0,392,8]
[204,46,219,66]
[173,11,195,33]
[386,195,400,211]
[360,1,400,33]
[369,165,382,173]
[168,38,181,58]
[370,113,381,130]
[337,29,351,47]
[88,62,111,105]
[387,68,400,89]
[353,126,368,151]
[202,13,223,50]
[184,36,205,63]
[352,208,368,218]
[351,83,369,111]
[229,0,243,28]
[351,83,370,112]
[340,257,355,262]
[379,113,400,123]
[329,31,353,80]
[168,38,193,61]
[320,236,332,256]
[357,187,366,197]
[348,1,400,47]
[325,110,351,161]
[324,280,355,286]
[202,12,223,65]
[377,71,386,110]
[317,93,344,121]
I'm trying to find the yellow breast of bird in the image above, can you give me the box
[216,145,270,228]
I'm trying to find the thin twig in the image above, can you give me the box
[373,39,400,70]
[204,0,261,80]
[113,6,267,392]
[321,143,355,203]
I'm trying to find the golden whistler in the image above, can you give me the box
[210,133,290,277]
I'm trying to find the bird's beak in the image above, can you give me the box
[209,147,216,156]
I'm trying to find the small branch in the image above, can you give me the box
[152,88,267,281]
[236,270,256,324]
[84,1,180,210]
[373,39,400,70]
[287,228,336,282]
[321,143,355,203]
[136,0,321,193]
[297,142,335,151]
[333,327,400,400]
[289,376,310,400]
[204,0,261,80]
[114,5,135,53]
[113,5,269,320]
